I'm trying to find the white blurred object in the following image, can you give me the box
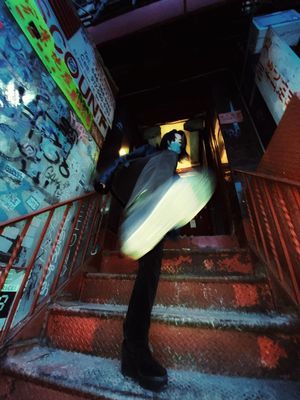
[120,170,216,260]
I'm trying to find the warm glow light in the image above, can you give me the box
[160,120,192,170]
[119,147,129,156]
[217,129,229,165]
[160,120,186,136]
[220,149,229,164]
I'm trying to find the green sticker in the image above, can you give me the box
[5,0,93,130]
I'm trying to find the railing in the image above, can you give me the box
[0,191,108,347]
[236,169,300,306]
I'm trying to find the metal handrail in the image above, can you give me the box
[0,192,95,228]
[235,169,300,188]
[236,169,300,306]
[0,191,108,346]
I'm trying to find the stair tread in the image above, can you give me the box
[3,345,300,400]
[98,247,257,276]
[80,274,274,312]
[51,301,299,331]
[164,235,241,249]
[104,247,250,254]
[85,272,267,282]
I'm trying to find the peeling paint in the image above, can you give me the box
[233,284,259,307]
[203,259,214,270]
[218,254,253,274]
[258,336,288,369]
[162,255,192,273]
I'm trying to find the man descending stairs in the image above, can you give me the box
[1,235,299,399]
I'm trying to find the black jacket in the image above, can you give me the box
[96,144,179,208]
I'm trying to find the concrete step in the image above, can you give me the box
[80,273,274,312]
[2,345,300,400]
[98,248,256,276]
[46,302,300,379]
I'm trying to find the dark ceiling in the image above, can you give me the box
[98,3,245,93]
[96,2,245,126]
[72,0,300,134]
[91,0,300,128]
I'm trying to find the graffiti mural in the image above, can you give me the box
[0,3,100,329]
[11,205,77,327]
[0,269,24,329]
[0,3,100,223]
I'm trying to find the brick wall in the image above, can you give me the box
[257,95,300,182]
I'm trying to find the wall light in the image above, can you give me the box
[119,146,129,156]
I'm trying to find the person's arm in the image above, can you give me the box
[124,144,156,161]
[94,156,125,193]
[94,144,156,193]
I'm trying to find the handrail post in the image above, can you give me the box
[236,169,300,306]
[0,191,107,347]
[0,210,54,344]
[29,204,72,315]
[50,200,83,295]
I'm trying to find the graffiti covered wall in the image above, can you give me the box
[0,3,99,222]
[0,3,100,330]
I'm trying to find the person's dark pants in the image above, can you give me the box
[123,239,164,346]
[111,157,164,348]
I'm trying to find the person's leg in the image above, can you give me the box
[121,239,168,391]
[109,155,171,389]
[123,238,164,344]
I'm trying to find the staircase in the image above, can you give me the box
[1,235,300,399]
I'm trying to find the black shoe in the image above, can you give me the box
[121,341,168,391]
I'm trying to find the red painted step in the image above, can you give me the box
[2,346,300,400]
[80,273,274,312]
[46,302,300,380]
[98,248,255,276]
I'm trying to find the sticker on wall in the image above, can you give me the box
[43,0,116,136]
[255,28,300,124]
[218,110,244,125]
[4,0,115,141]
[4,0,93,132]
[0,3,102,331]
[0,3,100,222]
[0,269,25,328]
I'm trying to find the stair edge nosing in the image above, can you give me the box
[48,302,300,332]
[84,272,267,282]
